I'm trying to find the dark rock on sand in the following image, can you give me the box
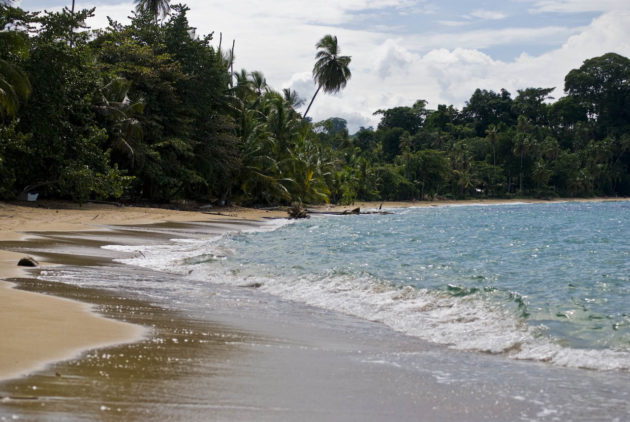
[17,256,39,267]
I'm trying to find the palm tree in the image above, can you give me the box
[282,88,305,109]
[134,0,171,22]
[249,71,268,97]
[303,34,351,119]
[0,32,31,119]
[94,78,145,168]
[485,125,498,192]
[0,60,30,119]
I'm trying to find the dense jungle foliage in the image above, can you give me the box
[1,2,629,205]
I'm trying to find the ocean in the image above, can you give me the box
[8,200,629,421]
[107,200,630,371]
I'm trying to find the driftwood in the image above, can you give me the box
[308,207,393,216]
[288,203,309,219]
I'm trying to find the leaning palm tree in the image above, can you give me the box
[134,0,171,22]
[303,34,351,119]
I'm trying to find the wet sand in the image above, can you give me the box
[2,198,630,421]
[0,224,536,421]
[0,201,287,382]
[1,197,628,382]
[0,278,144,381]
[0,273,536,422]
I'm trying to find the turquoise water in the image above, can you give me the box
[210,201,630,369]
[108,201,630,370]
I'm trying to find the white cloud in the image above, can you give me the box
[469,9,508,20]
[84,2,135,28]
[375,39,415,78]
[438,20,469,27]
[303,10,630,131]
[525,0,630,13]
[410,25,580,51]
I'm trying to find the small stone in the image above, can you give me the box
[17,257,38,267]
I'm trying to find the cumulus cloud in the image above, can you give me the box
[285,72,317,101]
[375,39,415,78]
[305,10,630,131]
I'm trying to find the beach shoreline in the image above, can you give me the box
[0,200,288,382]
[1,197,628,383]
[2,198,630,421]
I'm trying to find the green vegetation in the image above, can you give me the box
[1,3,629,205]
[303,34,352,119]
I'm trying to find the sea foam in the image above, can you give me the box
[98,202,630,371]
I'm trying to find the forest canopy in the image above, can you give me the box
[1,2,629,204]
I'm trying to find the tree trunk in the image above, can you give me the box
[519,152,524,193]
[303,85,322,119]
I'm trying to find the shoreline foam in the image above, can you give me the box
[2,199,630,421]
[0,201,286,382]
[1,197,628,382]
[106,203,630,371]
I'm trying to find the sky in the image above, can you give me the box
[16,0,630,131]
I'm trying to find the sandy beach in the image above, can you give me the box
[2,198,630,421]
[1,197,627,383]
[0,201,288,382]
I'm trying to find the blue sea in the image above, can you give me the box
[106,200,630,371]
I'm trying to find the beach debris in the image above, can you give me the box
[308,207,393,216]
[0,395,39,401]
[288,203,309,219]
[17,256,39,267]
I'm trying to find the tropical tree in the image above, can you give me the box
[283,88,304,109]
[250,70,268,97]
[303,34,351,118]
[564,52,630,136]
[94,77,145,168]
[0,19,31,119]
[135,0,170,22]
[0,56,30,119]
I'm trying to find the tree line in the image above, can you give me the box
[1,1,629,205]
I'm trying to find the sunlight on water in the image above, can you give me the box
[106,201,630,370]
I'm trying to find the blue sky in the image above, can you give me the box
[16,0,630,130]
